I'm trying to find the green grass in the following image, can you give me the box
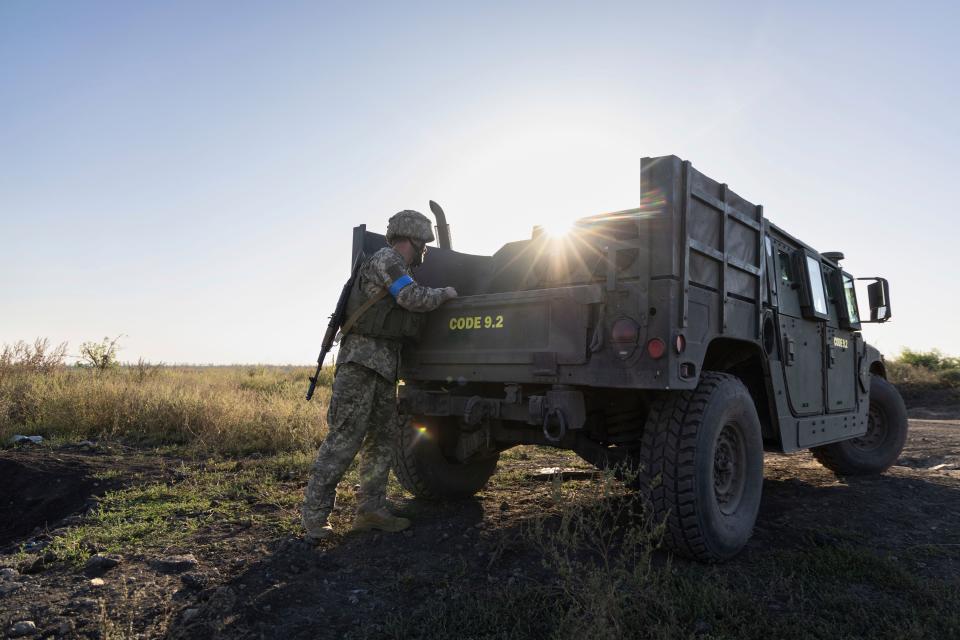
[40,449,418,569]
[48,453,316,566]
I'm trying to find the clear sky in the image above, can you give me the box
[2,1,958,364]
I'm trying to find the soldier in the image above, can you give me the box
[302,210,458,542]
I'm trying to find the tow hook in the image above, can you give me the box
[530,387,585,442]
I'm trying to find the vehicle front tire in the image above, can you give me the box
[393,416,499,499]
[812,375,908,476]
[638,372,764,562]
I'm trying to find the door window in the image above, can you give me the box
[778,250,794,285]
[842,274,860,325]
[805,256,828,316]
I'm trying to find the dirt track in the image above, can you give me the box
[2,419,959,639]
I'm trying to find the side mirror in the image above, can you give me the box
[857,277,891,323]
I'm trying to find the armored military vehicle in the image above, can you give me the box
[349,155,906,561]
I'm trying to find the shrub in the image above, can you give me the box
[78,335,123,372]
[889,349,960,390]
[938,368,960,388]
[897,349,960,371]
[886,361,941,387]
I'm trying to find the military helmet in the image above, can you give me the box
[386,210,435,245]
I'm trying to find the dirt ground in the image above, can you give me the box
[1,419,959,639]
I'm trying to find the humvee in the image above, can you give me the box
[350,155,907,561]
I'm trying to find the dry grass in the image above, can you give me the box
[0,364,333,455]
[887,361,944,386]
[2,340,956,456]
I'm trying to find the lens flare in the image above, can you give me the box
[542,218,575,238]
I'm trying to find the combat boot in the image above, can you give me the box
[351,508,411,533]
[302,510,335,544]
[303,523,335,544]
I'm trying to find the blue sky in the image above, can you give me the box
[2,1,958,363]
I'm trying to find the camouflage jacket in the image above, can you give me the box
[336,246,450,381]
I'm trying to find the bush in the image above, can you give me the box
[889,349,960,390]
[78,335,123,371]
[886,361,941,387]
[897,349,960,371]
[938,369,960,387]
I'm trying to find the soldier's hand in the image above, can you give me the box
[443,287,458,300]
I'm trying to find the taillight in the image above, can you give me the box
[611,318,640,359]
[611,319,639,343]
[647,338,666,360]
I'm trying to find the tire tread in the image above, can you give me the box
[392,418,499,499]
[639,372,743,562]
[393,419,440,498]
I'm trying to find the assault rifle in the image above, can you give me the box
[305,252,364,401]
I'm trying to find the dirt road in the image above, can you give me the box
[2,420,958,639]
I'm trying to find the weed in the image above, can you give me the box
[358,466,960,640]
[366,469,679,640]
[97,574,173,639]
[0,338,67,378]
[0,365,333,455]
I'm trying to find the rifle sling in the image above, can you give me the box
[338,288,389,340]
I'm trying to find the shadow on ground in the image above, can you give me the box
[166,460,960,639]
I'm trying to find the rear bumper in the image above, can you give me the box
[398,385,587,433]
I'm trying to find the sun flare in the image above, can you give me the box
[542,218,576,238]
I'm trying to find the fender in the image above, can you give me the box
[860,342,885,393]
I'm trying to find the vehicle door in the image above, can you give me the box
[770,236,824,416]
[823,266,860,412]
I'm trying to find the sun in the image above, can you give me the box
[542,217,575,239]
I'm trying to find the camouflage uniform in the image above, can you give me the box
[303,244,450,529]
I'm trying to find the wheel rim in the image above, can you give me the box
[713,424,747,515]
[713,423,747,515]
[850,404,889,452]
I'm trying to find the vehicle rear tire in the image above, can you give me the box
[811,375,907,475]
[638,372,764,562]
[393,416,499,499]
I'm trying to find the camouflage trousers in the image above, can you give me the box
[302,362,398,526]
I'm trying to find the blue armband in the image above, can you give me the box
[388,274,414,297]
